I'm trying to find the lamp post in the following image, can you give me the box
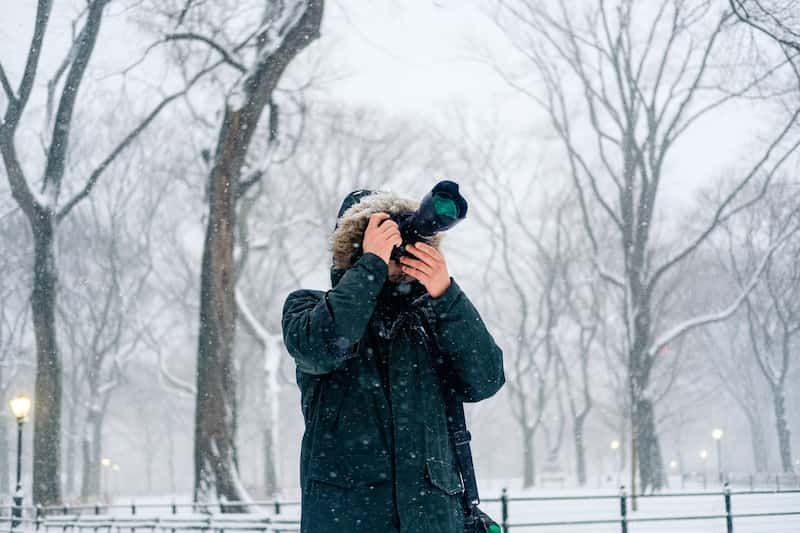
[101,457,111,502]
[9,395,31,530]
[712,429,724,484]
[610,440,621,486]
[699,449,709,490]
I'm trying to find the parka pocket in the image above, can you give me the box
[308,452,392,488]
[424,457,464,496]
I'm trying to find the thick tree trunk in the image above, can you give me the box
[31,216,62,505]
[522,427,536,488]
[635,398,664,493]
[192,1,324,508]
[771,387,793,472]
[194,126,245,506]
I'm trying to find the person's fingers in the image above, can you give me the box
[378,219,399,233]
[385,229,401,243]
[399,256,434,275]
[367,212,391,230]
[406,243,439,267]
[403,266,429,284]
[410,242,442,262]
[390,234,403,248]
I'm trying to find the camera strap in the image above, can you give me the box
[415,312,481,508]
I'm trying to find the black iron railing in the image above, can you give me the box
[1,482,799,532]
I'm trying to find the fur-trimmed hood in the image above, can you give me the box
[329,190,444,285]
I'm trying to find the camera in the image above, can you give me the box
[389,180,468,262]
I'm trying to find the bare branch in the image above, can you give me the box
[56,61,220,223]
[164,32,247,73]
[649,220,799,357]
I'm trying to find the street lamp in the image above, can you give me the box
[9,395,31,530]
[101,457,112,502]
[610,440,621,485]
[699,449,709,490]
[712,429,724,484]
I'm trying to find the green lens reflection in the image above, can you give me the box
[432,194,458,218]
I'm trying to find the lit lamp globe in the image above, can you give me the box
[610,440,621,450]
[101,457,112,468]
[699,450,708,460]
[9,396,31,422]
[669,460,678,470]
[712,429,724,441]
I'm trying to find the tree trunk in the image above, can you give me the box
[192,1,324,507]
[522,427,536,488]
[31,216,62,505]
[194,107,246,508]
[574,416,587,486]
[0,419,8,495]
[79,406,103,501]
[745,410,769,473]
[263,428,277,497]
[771,387,793,472]
[263,346,281,497]
[635,398,664,493]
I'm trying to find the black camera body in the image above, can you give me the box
[389,180,468,262]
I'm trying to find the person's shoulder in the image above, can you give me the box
[283,288,325,314]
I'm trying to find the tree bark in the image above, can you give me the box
[745,410,769,473]
[573,415,587,486]
[79,406,103,501]
[771,387,793,472]
[522,427,536,488]
[31,214,62,504]
[192,0,323,507]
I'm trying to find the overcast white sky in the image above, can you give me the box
[0,0,784,211]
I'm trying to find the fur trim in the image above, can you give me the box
[330,191,444,270]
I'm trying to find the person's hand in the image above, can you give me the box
[399,242,451,298]
[362,212,402,265]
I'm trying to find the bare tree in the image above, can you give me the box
[140,0,324,506]
[492,0,800,493]
[730,1,800,56]
[0,0,222,502]
[721,180,800,473]
[703,317,770,472]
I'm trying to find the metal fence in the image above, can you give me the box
[2,483,799,532]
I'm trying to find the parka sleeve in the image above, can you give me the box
[428,277,505,402]
[281,252,388,375]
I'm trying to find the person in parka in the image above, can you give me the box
[281,188,505,533]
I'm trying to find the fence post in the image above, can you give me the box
[724,482,733,533]
[35,504,42,531]
[171,500,177,515]
[619,485,628,533]
[274,499,281,515]
[501,487,509,533]
[131,500,136,515]
[95,502,101,515]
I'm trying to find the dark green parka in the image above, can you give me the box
[281,191,505,533]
